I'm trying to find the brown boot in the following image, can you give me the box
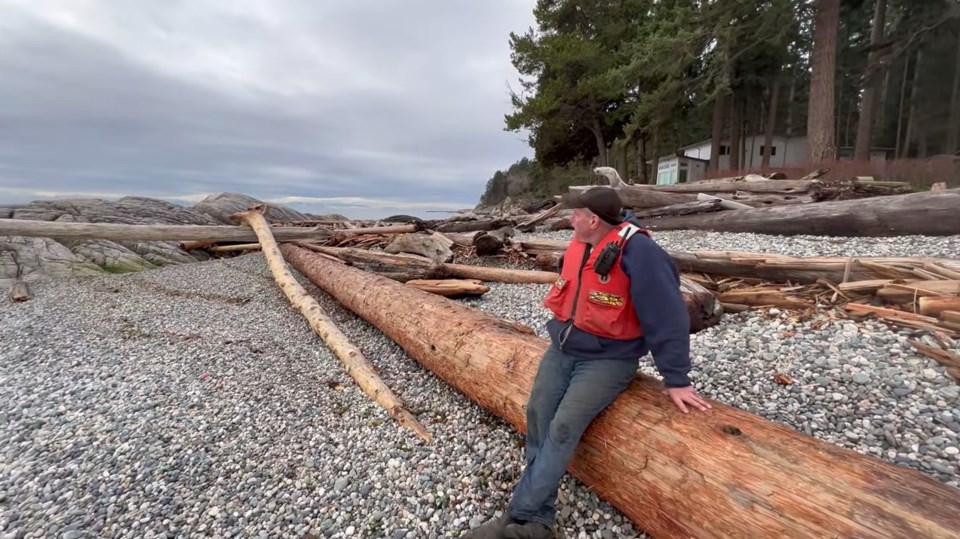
[462,513,515,538]
[503,521,556,539]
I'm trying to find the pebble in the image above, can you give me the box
[2,231,959,538]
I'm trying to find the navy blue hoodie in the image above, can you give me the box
[544,213,692,388]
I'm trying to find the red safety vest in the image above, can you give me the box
[542,223,650,340]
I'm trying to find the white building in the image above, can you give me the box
[655,156,708,185]
[653,134,895,185]
[680,135,809,171]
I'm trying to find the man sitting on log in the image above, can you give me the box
[466,187,711,539]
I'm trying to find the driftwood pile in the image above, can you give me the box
[549,167,960,237]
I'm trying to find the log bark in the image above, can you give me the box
[567,186,697,209]
[404,279,490,297]
[519,242,960,287]
[231,208,430,442]
[335,224,420,237]
[434,219,516,233]
[631,199,724,219]
[0,219,330,242]
[517,203,561,232]
[208,243,262,253]
[546,217,573,231]
[442,231,481,247]
[474,227,515,256]
[636,190,960,236]
[695,194,753,211]
[279,245,960,539]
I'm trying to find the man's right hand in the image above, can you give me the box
[666,386,711,413]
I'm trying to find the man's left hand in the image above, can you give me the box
[666,386,711,413]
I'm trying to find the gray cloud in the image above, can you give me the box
[0,1,534,218]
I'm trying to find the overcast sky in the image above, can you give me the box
[0,1,536,218]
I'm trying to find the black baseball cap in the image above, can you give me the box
[560,187,623,225]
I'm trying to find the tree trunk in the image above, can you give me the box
[786,71,797,136]
[877,69,891,146]
[895,53,912,158]
[730,90,742,171]
[710,95,725,173]
[902,49,923,159]
[649,128,660,183]
[279,245,960,539]
[636,190,960,236]
[616,141,628,184]
[636,136,649,184]
[762,80,781,168]
[591,117,607,166]
[807,0,840,162]
[948,25,960,153]
[231,207,431,442]
[854,0,887,160]
[0,219,331,242]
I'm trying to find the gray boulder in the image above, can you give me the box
[190,192,316,224]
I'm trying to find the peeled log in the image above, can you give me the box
[919,296,960,317]
[405,279,490,297]
[232,209,430,442]
[0,218,330,242]
[279,245,960,539]
[636,190,960,236]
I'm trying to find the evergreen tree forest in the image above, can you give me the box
[481,0,960,205]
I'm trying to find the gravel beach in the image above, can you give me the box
[2,230,959,538]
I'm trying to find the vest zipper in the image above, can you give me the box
[558,245,592,351]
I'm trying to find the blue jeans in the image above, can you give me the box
[506,344,638,525]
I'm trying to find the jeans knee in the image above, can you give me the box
[548,420,573,445]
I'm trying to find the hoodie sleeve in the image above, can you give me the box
[619,234,692,388]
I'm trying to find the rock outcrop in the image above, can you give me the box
[0,192,324,288]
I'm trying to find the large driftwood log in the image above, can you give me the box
[567,186,697,209]
[384,233,454,263]
[631,199,724,219]
[695,193,753,210]
[297,244,720,332]
[434,218,516,233]
[279,245,960,539]
[512,240,960,286]
[335,224,420,236]
[0,219,330,242]
[474,227,515,256]
[517,203,561,232]
[231,207,430,442]
[442,231,481,247]
[637,190,960,236]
